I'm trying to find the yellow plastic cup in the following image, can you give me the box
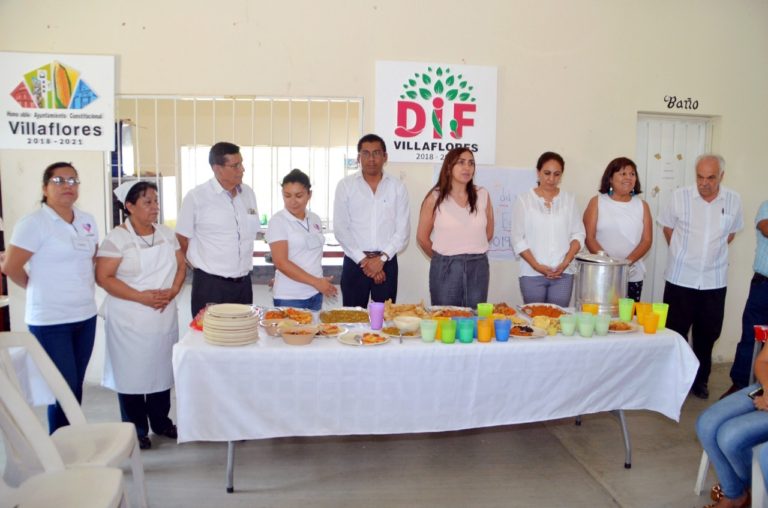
[582,303,599,315]
[636,302,653,326]
[477,318,493,342]
[643,311,660,334]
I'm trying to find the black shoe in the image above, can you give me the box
[691,385,710,399]
[138,436,152,450]
[157,424,177,439]
[719,384,742,400]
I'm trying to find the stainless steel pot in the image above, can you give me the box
[573,251,629,316]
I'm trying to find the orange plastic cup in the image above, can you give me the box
[434,317,451,340]
[582,303,599,315]
[477,318,493,342]
[636,302,653,326]
[643,311,660,334]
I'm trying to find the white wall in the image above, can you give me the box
[2,0,767,364]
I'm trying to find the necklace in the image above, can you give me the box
[130,219,155,247]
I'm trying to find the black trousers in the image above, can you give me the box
[191,268,253,317]
[663,282,727,390]
[340,255,398,307]
[118,390,172,438]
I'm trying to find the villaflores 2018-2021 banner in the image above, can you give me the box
[0,52,115,151]
[375,61,498,164]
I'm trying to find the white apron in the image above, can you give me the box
[102,222,179,394]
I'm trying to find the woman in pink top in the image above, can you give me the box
[417,147,494,307]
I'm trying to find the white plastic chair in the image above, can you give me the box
[0,368,127,508]
[0,331,148,508]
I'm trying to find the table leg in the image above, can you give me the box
[611,410,632,468]
[226,441,235,493]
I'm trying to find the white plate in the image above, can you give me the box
[263,307,314,324]
[204,337,259,347]
[316,324,349,338]
[319,307,369,324]
[206,303,257,318]
[337,332,390,346]
[608,321,639,334]
[428,305,474,317]
[509,326,547,339]
[519,303,569,318]
[380,327,420,339]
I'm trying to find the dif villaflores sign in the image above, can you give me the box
[0,52,115,151]
[375,61,497,164]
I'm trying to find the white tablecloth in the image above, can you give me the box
[172,328,699,443]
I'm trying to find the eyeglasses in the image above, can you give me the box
[49,176,80,186]
[359,150,384,160]
[221,162,244,170]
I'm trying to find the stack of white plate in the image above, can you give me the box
[203,304,260,346]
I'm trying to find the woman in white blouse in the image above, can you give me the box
[96,181,186,450]
[582,157,652,302]
[266,169,337,310]
[511,152,585,307]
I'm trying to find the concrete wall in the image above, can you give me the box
[2,0,767,365]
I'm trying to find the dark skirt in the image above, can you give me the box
[429,252,490,308]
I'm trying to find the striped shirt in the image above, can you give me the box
[658,185,743,289]
[754,200,768,277]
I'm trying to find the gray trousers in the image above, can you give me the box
[429,252,489,308]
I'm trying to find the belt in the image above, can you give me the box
[362,251,384,258]
[754,272,768,284]
[195,268,249,283]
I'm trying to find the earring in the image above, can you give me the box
[608,186,614,196]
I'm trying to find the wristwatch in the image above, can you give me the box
[380,253,389,262]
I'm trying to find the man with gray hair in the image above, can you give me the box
[658,154,743,398]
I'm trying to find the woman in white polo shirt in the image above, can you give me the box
[266,169,337,310]
[1,162,99,433]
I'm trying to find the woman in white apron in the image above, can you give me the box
[95,181,186,450]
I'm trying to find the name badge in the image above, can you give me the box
[72,237,92,252]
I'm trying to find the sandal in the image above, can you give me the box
[710,484,723,502]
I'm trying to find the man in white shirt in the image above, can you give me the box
[658,154,744,399]
[176,142,261,316]
[333,134,410,307]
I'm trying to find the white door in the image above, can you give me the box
[635,114,713,302]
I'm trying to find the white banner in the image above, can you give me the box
[431,166,537,260]
[376,61,497,164]
[0,52,115,151]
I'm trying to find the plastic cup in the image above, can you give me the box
[618,298,635,322]
[652,303,669,329]
[477,303,493,318]
[457,319,474,343]
[368,302,385,330]
[582,303,599,315]
[420,319,438,342]
[636,302,652,326]
[441,319,457,343]
[477,318,493,342]
[577,313,596,337]
[434,316,451,340]
[595,313,611,336]
[494,319,512,342]
[559,315,576,336]
[643,311,660,334]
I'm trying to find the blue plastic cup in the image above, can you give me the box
[494,319,512,342]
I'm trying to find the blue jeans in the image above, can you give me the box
[274,292,323,311]
[28,316,97,434]
[757,442,768,494]
[696,384,768,498]
[729,273,768,387]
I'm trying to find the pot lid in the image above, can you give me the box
[575,250,629,265]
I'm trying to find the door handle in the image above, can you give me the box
[651,186,660,197]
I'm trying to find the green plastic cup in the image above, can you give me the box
[457,319,474,343]
[594,313,611,336]
[441,319,457,343]
[652,303,669,329]
[577,312,596,337]
[559,315,576,336]
[618,298,635,322]
[477,303,493,318]
[420,319,438,342]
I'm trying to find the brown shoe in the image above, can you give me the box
[719,384,743,400]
